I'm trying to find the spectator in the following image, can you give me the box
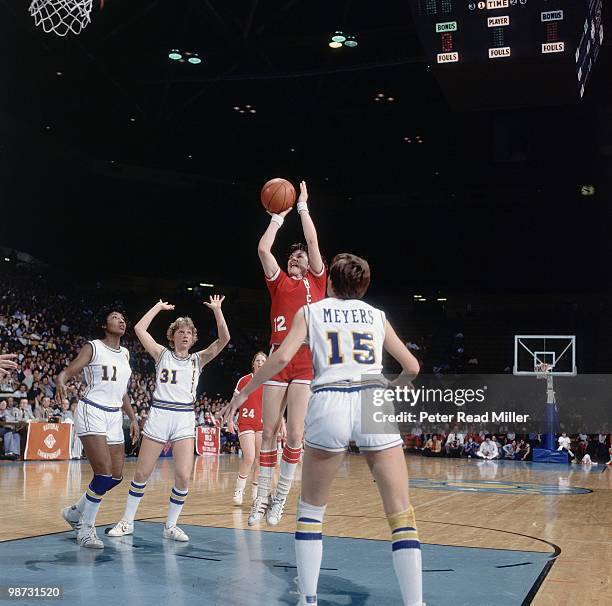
[502,441,516,459]
[557,432,575,462]
[515,440,530,461]
[16,398,35,421]
[476,435,498,460]
[0,400,21,457]
[463,437,479,458]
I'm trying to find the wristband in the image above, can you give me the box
[270,214,284,227]
[297,201,309,214]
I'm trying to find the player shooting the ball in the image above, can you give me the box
[247,180,327,526]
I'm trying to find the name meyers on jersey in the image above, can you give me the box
[322,308,375,325]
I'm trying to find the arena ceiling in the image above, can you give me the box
[0,1,611,293]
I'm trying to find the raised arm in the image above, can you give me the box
[296,181,324,275]
[257,206,293,279]
[198,295,231,366]
[55,343,93,404]
[383,320,420,380]
[222,308,307,422]
[134,300,174,362]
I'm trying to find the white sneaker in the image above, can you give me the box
[233,488,244,506]
[106,520,134,537]
[267,495,286,526]
[61,505,81,532]
[77,525,104,549]
[248,495,269,526]
[163,525,189,542]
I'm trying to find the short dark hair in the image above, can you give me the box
[287,242,308,260]
[93,305,127,339]
[329,253,371,300]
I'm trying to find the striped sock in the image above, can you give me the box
[295,500,326,601]
[257,449,277,499]
[235,474,247,491]
[123,481,147,524]
[166,487,188,528]
[251,482,258,500]
[80,476,110,527]
[388,506,422,606]
[275,444,302,501]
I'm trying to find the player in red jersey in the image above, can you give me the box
[231,351,267,506]
[250,180,326,526]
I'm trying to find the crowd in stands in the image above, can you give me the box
[0,267,238,458]
[402,428,611,464]
[1,263,610,465]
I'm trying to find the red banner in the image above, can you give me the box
[24,422,72,461]
[196,426,220,455]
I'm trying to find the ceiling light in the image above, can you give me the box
[437,298,447,302]
[344,35,358,47]
[4,257,10,262]
[234,105,257,115]
[331,31,346,43]
[199,283,214,287]
[329,41,342,49]
[187,287,193,291]
[387,97,395,102]
[377,93,385,98]
[168,50,182,61]
[188,56,202,65]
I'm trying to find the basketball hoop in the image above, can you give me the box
[535,362,552,380]
[29,0,100,37]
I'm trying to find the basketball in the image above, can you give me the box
[260,178,296,214]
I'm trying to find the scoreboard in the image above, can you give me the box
[415,0,576,64]
[411,0,604,108]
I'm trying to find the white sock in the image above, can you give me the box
[235,475,247,491]
[166,487,188,528]
[389,507,423,606]
[74,492,87,514]
[123,481,147,524]
[257,449,276,499]
[295,500,326,600]
[275,444,301,501]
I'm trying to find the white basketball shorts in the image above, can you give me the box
[75,399,124,445]
[142,406,196,444]
[304,388,403,453]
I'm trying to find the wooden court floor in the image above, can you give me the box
[1,453,610,604]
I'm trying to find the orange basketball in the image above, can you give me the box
[260,178,296,213]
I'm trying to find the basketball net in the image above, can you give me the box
[535,362,552,380]
[29,0,101,37]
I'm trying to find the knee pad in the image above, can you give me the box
[90,474,116,496]
[107,476,123,491]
